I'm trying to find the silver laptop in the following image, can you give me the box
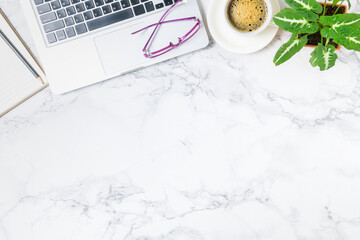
[20,0,209,94]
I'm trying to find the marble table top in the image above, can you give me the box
[1,0,360,239]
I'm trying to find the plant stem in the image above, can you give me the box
[333,0,345,15]
[322,0,327,16]
[325,38,330,48]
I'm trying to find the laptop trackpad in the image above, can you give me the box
[94,23,150,75]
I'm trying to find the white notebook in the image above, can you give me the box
[0,9,47,117]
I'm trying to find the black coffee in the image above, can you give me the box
[226,0,268,32]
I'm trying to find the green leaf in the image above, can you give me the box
[346,0,351,10]
[319,14,360,29]
[273,9,320,34]
[309,44,321,67]
[330,0,351,9]
[321,26,360,51]
[336,0,351,9]
[274,34,308,66]
[309,44,337,71]
[284,0,323,13]
[321,26,341,39]
[332,26,360,51]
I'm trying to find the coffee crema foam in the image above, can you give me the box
[227,0,268,32]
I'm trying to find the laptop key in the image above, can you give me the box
[71,0,80,3]
[46,32,57,43]
[60,0,71,7]
[65,27,76,37]
[34,0,44,5]
[155,3,163,9]
[37,3,51,14]
[75,23,88,34]
[44,20,65,33]
[76,3,86,12]
[111,2,121,11]
[65,17,75,26]
[87,8,134,31]
[102,5,112,14]
[130,0,139,5]
[74,14,84,23]
[120,0,130,8]
[66,6,76,15]
[105,0,114,3]
[85,0,95,9]
[40,12,57,23]
[93,8,103,17]
[164,0,173,6]
[57,9,67,18]
[144,1,154,12]
[133,4,145,16]
[83,11,94,20]
[94,0,104,6]
[56,29,67,40]
[51,0,62,10]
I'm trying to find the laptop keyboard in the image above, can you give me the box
[33,0,177,45]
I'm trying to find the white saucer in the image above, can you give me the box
[207,0,280,54]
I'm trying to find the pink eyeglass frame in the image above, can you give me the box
[131,0,201,58]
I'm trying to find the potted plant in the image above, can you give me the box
[272,0,360,70]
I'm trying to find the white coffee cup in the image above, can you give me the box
[225,0,274,36]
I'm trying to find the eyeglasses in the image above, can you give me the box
[131,0,201,58]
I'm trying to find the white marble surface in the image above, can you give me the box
[1,0,360,239]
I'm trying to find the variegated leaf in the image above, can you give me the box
[273,9,320,34]
[321,26,342,39]
[284,0,323,13]
[333,26,360,51]
[309,44,321,67]
[319,14,360,29]
[309,44,337,71]
[274,34,308,66]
